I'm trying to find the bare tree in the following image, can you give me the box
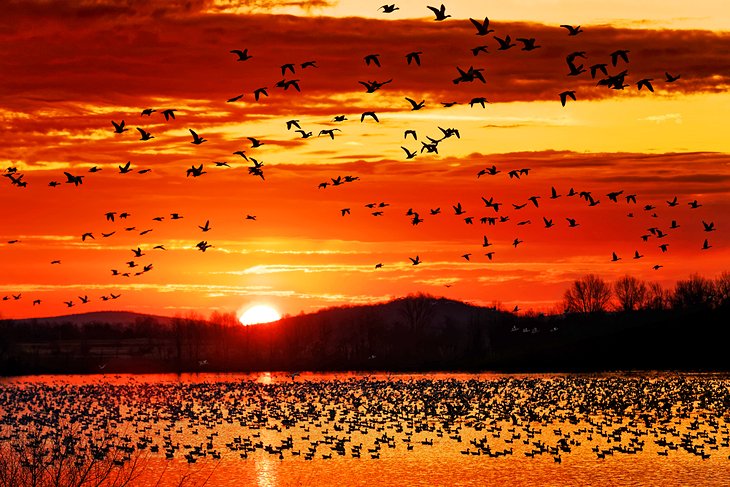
[644,282,669,310]
[399,293,434,333]
[714,271,730,308]
[672,273,715,309]
[562,274,613,313]
[614,275,648,311]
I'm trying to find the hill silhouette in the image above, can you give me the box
[1,293,729,375]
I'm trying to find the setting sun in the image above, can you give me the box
[239,305,281,326]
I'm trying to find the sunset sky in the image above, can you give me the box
[1,0,728,320]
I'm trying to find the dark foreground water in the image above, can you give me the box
[1,372,730,486]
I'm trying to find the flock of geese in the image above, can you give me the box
[0,3,717,313]
[1,375,729,477]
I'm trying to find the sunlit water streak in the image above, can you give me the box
[1,372,730,486]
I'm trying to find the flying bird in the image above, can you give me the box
[189,129,206,145]
[230,49,252,61]
[560,24,583,35]
[111,120,127,133]
[469,17,494,36]
[427,4,450,21]
[559,90,576,107]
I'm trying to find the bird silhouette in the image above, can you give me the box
[118,161,132,174]
[610,50,630,66]
[189,129,206,145]
[405,51,422,65]
[516,38,541,51]
[253,87,269,101]
[560,24,583,35]
[702,239,711,250]
[427,4,450,21]
[364,54,381,67]
[405,97,425,110]
[111,120,127,133]
[611,252,621,262]
[494,35,516,50]
[379,4,398,13]
[136,127,154,140]
[361,112,379,122]
[665,72,681,82]
[409,255,422,265]
[230,48,252,61]
[199,220,211,232]
[637,78,654,92]
[161,109,176,120]
[469,17,494,36]
[559,90,576,106]
[702,221,716,232]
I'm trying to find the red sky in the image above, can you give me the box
[1,0,729,319]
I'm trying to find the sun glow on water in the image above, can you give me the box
[239,305,281,326]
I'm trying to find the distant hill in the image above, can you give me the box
[1,294,729,375]
[2,311,174,327]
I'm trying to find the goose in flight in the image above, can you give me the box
[171,213,184,219]
[567,63,585,76]
[33,299,41,306]
[118,161,132,174]
[550,187,561,199]
[637,78,654,92]
[101,231,115,238]
[79,295,89,304]
[461,253,472,261]
[559,90,576,106]
[560,24,583,35]
[702,239,711,250]
[295,130,312,138]
[633,250,644,259]
[610,50,630,66]
[402,147,417,159]
[161,109,176,120]
[607,190,624,202]
[702,221,716,232]
[196,241,213,252]
[405,97,425,110]
[141,108,155,116]
[516,38,541,51]
[186,164,206,177]
[469,97,488,108]
[379,4,398,13]
[318,129,341,139]
[405,51,422,65]
[659,243,669,252]
[111,120,127,133]
[230,49,252,61]
[82,232,94,241]
[359,79,392,93]
[427,4,450,21]
[473,44,489,57]
[611,252,621,262]
[281,63,295,75]
[227,94,244,103]
[688,200,701,209]
[253,87,269,100]
[233,150,249,160]
[361,111,379,122]
[452,202,465,215]
[543,217,554,228]
[65,300,74,308]
[341,208,350,216]
[364,54,381,67]
[131,247,144,258]
[666,196,678,207]
[286,119,301,130]
[512,238,523,248]
[199,220,211,232]
[301,60,317,69]
[665,72,680,82]
[248,137,264,148]
[214,161,230,167]
[494,35,516,50]
[409,255,422,265]
[189,129,206,145]
[566,218,579,227]
[404,129,417,140]
[482,236,492,247]
[469,17,494,36]
[375,263,383,269]
[590,63,608,79]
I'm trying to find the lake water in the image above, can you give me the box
[1,372,729,486]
